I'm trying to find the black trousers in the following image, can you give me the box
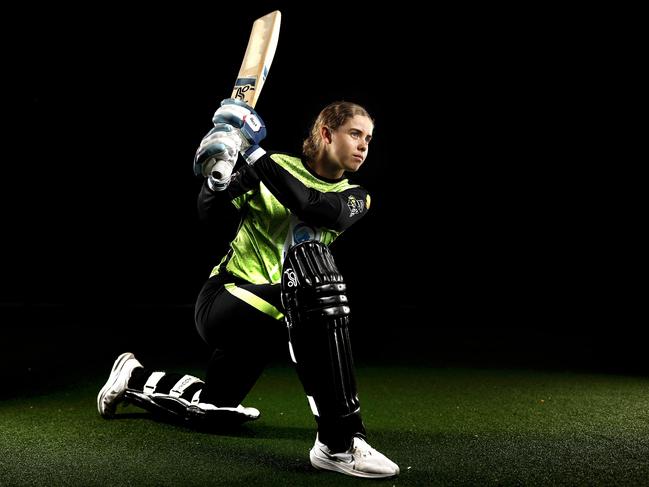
[193,270,366,451]
[194,271,287,407]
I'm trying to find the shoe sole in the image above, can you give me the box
[97,352,135,418]
[309,448,398,479]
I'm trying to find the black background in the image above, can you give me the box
[4,4,639,377]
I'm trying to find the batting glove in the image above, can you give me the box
[193,123,241,190]
[213,98,267,164]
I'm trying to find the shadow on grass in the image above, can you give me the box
[109,409,315,441]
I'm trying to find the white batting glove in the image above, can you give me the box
[194,124,242,190]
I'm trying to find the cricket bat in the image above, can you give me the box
[209,10,281,181]
[231,10,281,108]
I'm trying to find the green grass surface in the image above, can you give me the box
[2,365,649,486]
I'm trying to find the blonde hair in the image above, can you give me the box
[302,101,373,162]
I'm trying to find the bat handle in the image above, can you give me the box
[210,159,233,182]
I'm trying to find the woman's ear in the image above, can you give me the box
[320,126,333,144]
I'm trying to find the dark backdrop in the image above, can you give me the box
[4,4,638,375]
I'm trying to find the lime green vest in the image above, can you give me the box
[211,153,360,284]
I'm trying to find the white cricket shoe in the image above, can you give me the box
[310,434,400,479]
[97,352,143,418]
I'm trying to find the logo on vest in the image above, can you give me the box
[293,223,317,244]
[347,195,365,217]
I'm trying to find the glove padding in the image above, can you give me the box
[193,123,241,185]
[193,99,268,190]
[212,99,267,164]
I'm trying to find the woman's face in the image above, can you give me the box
[324,115,374,174]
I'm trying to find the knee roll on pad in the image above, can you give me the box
[281,240,360,419]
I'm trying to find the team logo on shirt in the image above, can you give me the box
[347,195,365,217]
[293,223,317,244]
[282,216,322,265]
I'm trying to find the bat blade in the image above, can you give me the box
[231,10,281,108]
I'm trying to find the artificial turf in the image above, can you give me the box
[2,365,649,486]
